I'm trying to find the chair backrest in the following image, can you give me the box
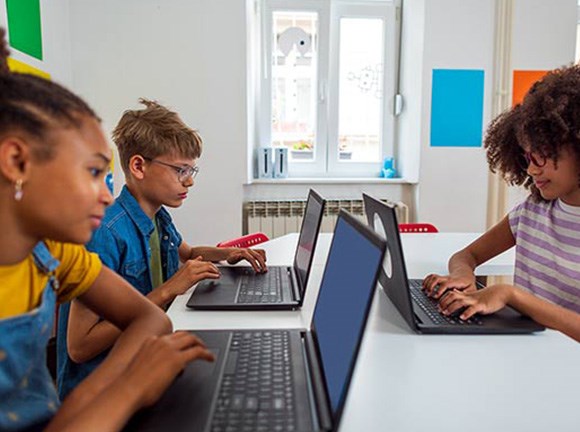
[216,232,270,248]
[398,223,438,233]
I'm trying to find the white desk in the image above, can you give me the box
[167,233,580,432]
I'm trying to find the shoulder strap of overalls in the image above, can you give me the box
[31,242,60,274]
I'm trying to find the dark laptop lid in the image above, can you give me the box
[310,209,385,427]
[292,189,326,296]
[362,193,417,329]
[362,193,545,334]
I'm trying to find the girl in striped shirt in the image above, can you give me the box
[423,64,580,343]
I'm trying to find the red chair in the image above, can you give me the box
[216,232,270,248]
[398,223,438,233]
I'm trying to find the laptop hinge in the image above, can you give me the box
[303,332,332,430]
[290,268,301,302]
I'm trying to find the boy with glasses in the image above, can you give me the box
[57,99,267,398]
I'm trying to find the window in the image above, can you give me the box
[576,1,580,62]
[255,0,400,178]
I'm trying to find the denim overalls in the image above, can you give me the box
[0,242,60,431]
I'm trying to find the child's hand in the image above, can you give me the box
[124,331,215,408]
[166,257,220,297]
[422,273,477,299]
[437,284,514,320]
[225,248,267,273]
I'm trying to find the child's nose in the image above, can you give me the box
[527,163,542,176]
[100,183,114,206]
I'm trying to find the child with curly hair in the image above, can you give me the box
[423,64,580,342]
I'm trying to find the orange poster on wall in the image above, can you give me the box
[512,70,548,106]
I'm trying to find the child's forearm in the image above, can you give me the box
[68,320,121,363]
[46,376,141,432]
[448,249,478,280]
[70,287,175,363]
[188,246,230,262]
[60,309,171,423]
[64,272,174,417]
[508,287,580,342]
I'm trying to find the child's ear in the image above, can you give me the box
[128,155,146,180]
[0,136,33,182]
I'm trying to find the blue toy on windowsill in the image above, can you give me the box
[380,157,397,178]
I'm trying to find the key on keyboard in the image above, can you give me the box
[409,280,482,325]
[210,331,296,432]
[237,268,285,304]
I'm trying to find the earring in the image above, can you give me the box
[14,179,23,201]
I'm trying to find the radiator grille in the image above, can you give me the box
[243,199,409,238]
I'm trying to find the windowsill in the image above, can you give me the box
[245,177,415,185]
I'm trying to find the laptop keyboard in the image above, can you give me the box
[237,267,289,304]
[409,280,482,325]
[210,331,297,432]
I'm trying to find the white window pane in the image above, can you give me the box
[338,18,384,163]
[576,22,580,62]
[271,11,318,162]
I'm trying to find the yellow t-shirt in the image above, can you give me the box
[0,240,102,319]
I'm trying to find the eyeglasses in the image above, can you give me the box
[143,157,199,182]
[519,151,547,170]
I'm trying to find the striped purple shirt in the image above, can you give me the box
[508,196,580,313]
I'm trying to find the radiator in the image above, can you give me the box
[243,198,409,238]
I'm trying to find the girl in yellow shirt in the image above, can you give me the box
[0,28,214,432]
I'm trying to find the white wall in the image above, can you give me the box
[4,0,576,241]
[0,0,72,84]
[68,0,248,245]
[408,0,495,232]
[506,0,577,210]
[399,0,576,232]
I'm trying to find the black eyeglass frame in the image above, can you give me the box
[519,150,547,170]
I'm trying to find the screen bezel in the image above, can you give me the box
[309,209,386,429]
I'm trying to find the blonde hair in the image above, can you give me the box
[112,98,202,173]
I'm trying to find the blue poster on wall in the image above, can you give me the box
[430,69,484,147]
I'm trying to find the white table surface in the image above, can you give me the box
[167,232,580,432]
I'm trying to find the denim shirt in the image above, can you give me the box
[86,185,183,294]
[56,185,182,399]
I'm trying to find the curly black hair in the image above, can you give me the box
[484,64,580,201]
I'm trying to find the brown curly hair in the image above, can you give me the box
[484,64,580,201]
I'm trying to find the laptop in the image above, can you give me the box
[187,189,326,310]
[125,210,386,432]
[362,193,545,334]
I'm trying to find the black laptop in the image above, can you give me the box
[362,193,545,334]
[125,210,386,432]
[187,189,326,310]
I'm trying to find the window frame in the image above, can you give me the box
[257,0,400,178]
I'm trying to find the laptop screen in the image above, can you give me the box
[293,190,324,293]
[312,212,384,419]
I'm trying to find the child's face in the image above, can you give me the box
[141,154,198,209]
[525,146,580,205]
[17,116,113,244]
